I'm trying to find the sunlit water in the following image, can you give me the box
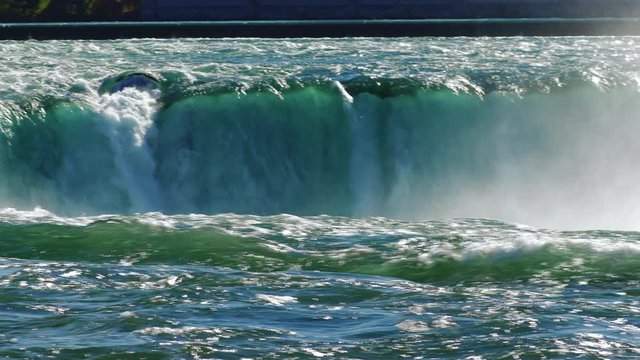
[0,37,639,358]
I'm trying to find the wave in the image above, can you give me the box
[1,210,638,284]
[2,81,640,229]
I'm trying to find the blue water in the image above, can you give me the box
[0,37,639,358]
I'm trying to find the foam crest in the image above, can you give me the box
[0,207,99,226]
[4,37,640,100]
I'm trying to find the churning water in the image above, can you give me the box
[0,37,639,358]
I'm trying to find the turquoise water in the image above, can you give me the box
[0,37,639,358]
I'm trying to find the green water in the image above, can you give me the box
[0,37,639,358]
[0,212,638,358]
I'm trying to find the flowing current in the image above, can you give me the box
[0,37,639,358]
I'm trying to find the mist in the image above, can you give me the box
[358,87,640,230]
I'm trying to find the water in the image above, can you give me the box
[0,37,639,358]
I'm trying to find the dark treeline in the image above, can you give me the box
[3,0,640,24]
[0,0,139,22]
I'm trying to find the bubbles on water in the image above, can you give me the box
[396,320,430,332]
[256,294,298,306]
[4,37,640,101]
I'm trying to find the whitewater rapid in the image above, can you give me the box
[2,37,640,229]
[1,37,640,359]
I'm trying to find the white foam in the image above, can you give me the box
[256,294,298,306]
[95,88,161,212]
[0,207,99,226]
[303,348,333,358]
[396,320,430,332]
[134,326,222,336]
[334,81,353,103]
